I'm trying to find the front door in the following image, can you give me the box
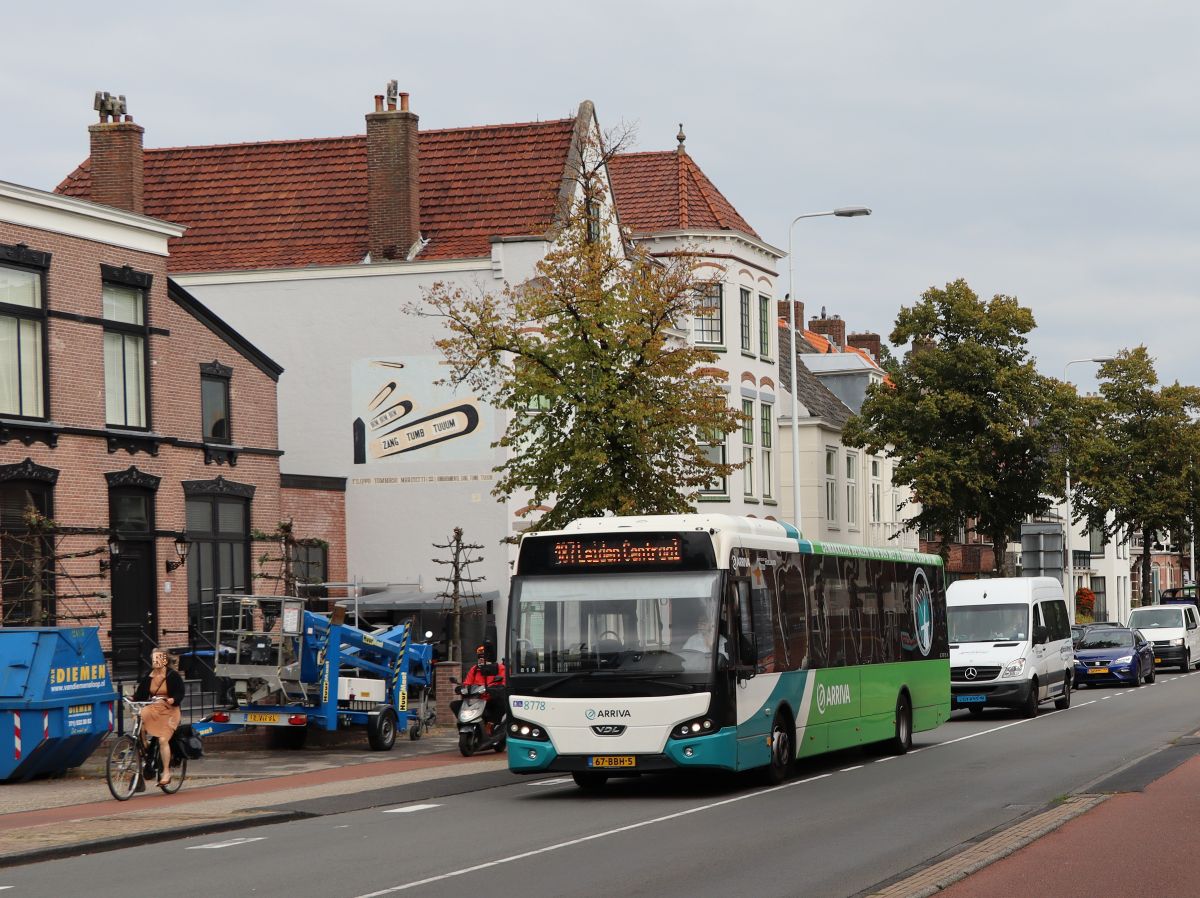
[110,540,156,678]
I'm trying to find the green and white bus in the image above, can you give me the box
[506,514,949,788]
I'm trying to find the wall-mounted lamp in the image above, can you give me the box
[99,536,120,573]
[165,535,190,573]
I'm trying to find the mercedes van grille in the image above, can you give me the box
[951,666,1001,682]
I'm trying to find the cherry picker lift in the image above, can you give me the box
[193,595,435,750]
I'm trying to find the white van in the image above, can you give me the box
[1126,603,1200,673]
[947,578,1074,717]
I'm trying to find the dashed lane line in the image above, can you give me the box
[185,836,266,850]
[383,804,441,814]
[840,765,864,772]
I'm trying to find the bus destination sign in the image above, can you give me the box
[552,536,683,567]
[519,531,716,575]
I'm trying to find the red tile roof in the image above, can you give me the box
[57,118,578,271]
[607,150,758,239]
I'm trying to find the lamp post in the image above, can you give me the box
[1063,356,1114,619]
[786,207,871,532]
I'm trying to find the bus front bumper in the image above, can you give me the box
[508,727,738,774]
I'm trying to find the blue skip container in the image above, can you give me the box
[0,627,118,783]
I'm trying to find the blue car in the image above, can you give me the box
[1074,627,1155,687]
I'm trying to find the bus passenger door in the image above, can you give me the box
[730,575,778,769]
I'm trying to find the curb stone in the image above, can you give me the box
[864,794,1107,898]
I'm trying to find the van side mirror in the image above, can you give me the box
[1032,626,1048,646]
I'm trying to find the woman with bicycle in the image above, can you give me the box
[133,648,185,789]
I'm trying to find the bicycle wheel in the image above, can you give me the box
[160,756,187,794]
[106,735,141,801]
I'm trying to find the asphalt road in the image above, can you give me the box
[7,670,1200,898]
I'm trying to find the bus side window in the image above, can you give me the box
[750,578,777,673]
[781,562,808,669]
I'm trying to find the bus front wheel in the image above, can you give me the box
[764,711,794,785]
[890,694,912,755]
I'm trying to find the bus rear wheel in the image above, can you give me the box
[890,694,912,754]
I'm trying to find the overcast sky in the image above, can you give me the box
[5,1,1197,392]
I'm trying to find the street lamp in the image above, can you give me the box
[786,207,871,532]
[1063,356,1115,620]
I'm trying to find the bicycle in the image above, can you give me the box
[106,697,187,800]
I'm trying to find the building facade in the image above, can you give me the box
[56,90,785,640]
[0,177,287,675]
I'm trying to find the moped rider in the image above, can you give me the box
[452,642,508,729]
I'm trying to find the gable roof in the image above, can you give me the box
[57,116,580,272]
[778,326,852,427]
[168,279,283,380]
[607,150,758,239]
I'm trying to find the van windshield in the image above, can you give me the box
[1128,608,1184,629]
[948,603,1029,643]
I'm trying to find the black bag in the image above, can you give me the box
[172,724,205,760]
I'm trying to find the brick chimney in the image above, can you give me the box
[88,92,143,214]
[777,298,805,332]
[366,83,421,262]
[808,307,846,349]
[848,332,882,362]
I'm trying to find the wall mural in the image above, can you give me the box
[351,357,488,465]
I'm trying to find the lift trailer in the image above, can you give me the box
[192,595,435,750]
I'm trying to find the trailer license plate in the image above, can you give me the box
[247,712,280,723]
[958,695,985,703]
[589,756,635,768]
[1088,667,1109,675]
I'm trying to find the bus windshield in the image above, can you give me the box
[509,572,723,683]
[948,603,1029,643]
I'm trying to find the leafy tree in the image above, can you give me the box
[843,278,1072,571]
[1069,347,1200,605]
[414,181,741,532]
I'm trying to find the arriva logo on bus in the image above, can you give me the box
[585,709,631,720]
[815,682,852,715]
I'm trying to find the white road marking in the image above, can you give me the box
[384,804,441,814]
[186,836,266,850]
[874,755,896,763]
[526,777,572,786]
[353,771,838,897]
[1076,700,1097,706]
[839,765,863,772]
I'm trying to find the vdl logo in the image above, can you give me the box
[912,568,934,657]
[815,682,852,715]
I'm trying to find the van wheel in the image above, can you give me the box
[1022,678,1039,718]
[1180,652,1191,673]
[1054,673,1072,710]
[890,694,912,754]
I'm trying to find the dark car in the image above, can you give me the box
[1074,627,1154,687]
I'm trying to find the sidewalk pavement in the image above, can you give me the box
[5,729,1200,896]
[0,727,507,867]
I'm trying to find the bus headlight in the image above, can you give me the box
[508,718,549,741]
[670,717,716,739]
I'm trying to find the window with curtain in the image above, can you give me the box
[103,283,147,428]
[0,479,55,626]
[845,452,858,526]
[825,447,838,523]
[0,263,46,419]
[202,375,230,443]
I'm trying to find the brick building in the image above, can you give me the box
[0,174,299,675]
